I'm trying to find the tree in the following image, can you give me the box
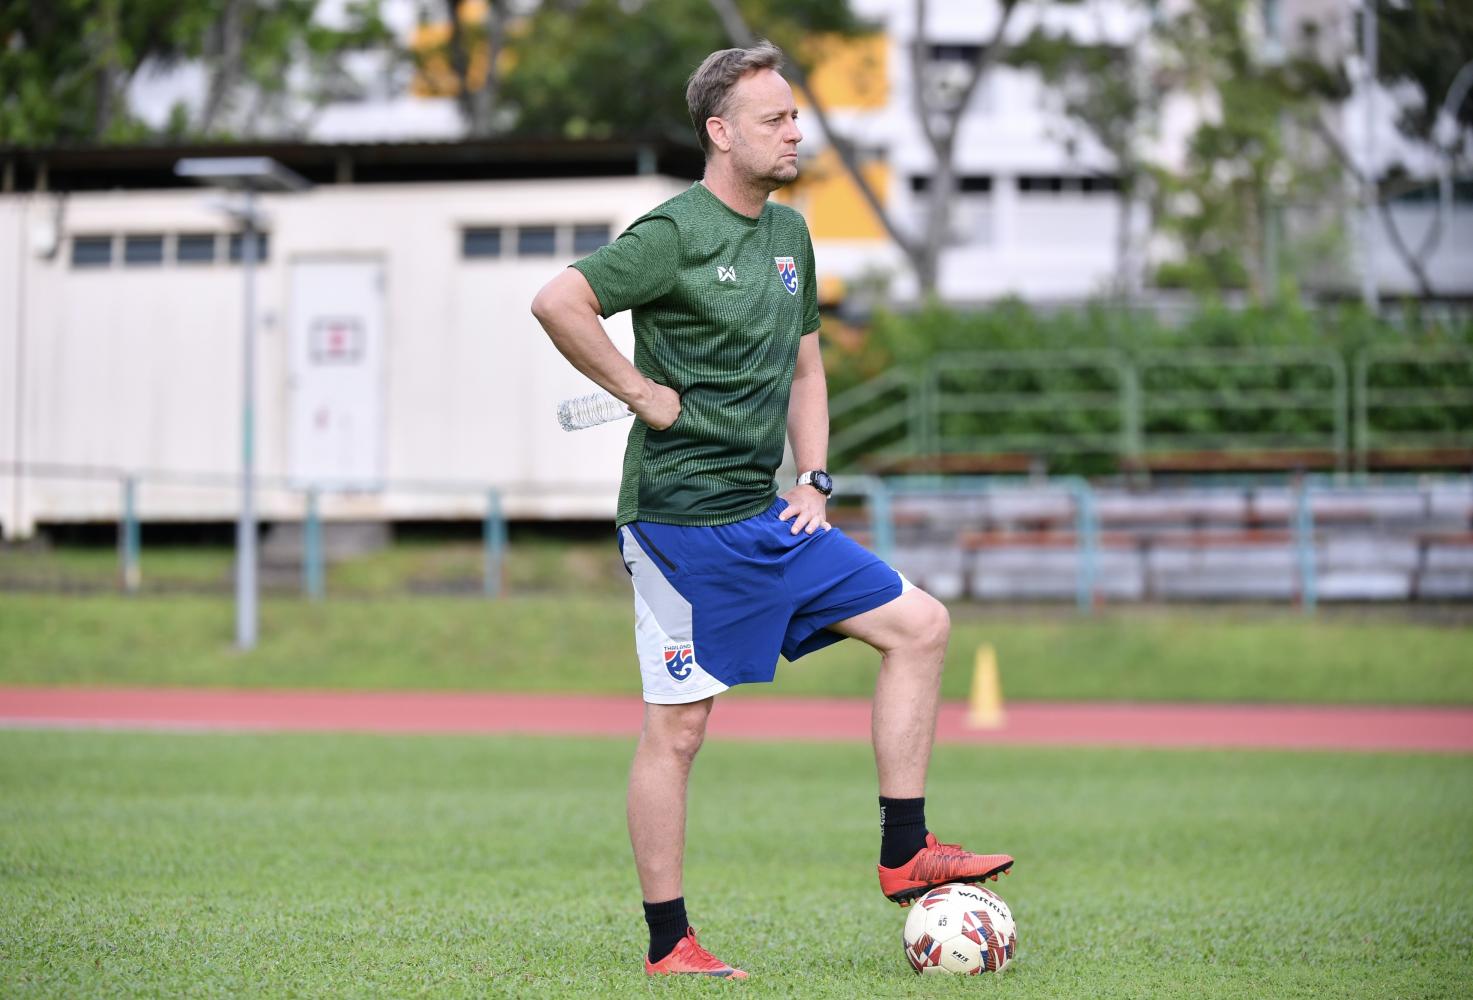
[1,0,191,143]
[1147,0,1349,300]
[1297,1,1473,298]
[1008,0,1470,302]
[1008,2,1161,298]
[411,0,510,137]
[0,1,393,145]
[1379,0,1473,141]
[496,0,860,144]
[709,0,1025,299]
[375,0,1028,298]
[500,0,733,143]
[1370,0,1473,296]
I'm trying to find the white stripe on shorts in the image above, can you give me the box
[620,526,730,705]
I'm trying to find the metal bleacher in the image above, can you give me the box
[829,477,1473,605]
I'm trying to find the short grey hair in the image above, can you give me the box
[685,40,785,158]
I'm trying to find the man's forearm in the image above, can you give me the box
[544,313,652,407]
[787,362,829,473]
[531,270,651,408]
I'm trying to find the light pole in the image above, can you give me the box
[1361,0,1380,311]
[174,157,310,650]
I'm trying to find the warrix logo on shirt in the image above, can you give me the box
[716,266,737,282]
[774,256,798,295]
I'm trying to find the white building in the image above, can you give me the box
[0,142,695,538]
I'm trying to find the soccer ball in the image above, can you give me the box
[901,882,1017,975]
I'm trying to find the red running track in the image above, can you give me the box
[1,686,1470,752]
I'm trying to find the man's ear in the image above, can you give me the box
[706,116,734,154]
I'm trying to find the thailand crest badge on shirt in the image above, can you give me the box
[774,256,799,295]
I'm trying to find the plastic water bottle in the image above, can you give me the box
[557,391,633,431]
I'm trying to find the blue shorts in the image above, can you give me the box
[616,498,910,704]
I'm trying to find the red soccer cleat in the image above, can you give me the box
[878,833,1014,906]
[644,927,749,980]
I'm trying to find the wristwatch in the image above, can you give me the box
[796,470,834,496]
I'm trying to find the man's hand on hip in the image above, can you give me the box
[778,485,830,535]
[630,380,681,430]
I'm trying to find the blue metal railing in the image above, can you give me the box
[859,475,1101,613]
[1,461,510,600]
[1294,481,1317,613]
[303,488,324,600]
[8,462,1471,610]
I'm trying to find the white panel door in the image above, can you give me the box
[288,257,385,488]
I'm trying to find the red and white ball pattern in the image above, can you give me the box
[902,883,1017,975]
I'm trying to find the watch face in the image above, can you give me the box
[813,471,834,495]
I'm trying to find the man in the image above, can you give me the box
[530,41,1013,980]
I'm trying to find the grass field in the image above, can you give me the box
[5,543,1471,996]
[0,538,627,598]
[2,590,1471,704]
[1,729,1470,998]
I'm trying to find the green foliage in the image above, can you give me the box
[824,300,1473,470]
[1,0,177,143]
[829,299,1467,392]
[0,1,392,145]
[2,731,1471,996]
[501,0,863,143]
[501,0,719,143]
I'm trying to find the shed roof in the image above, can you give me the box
[1,137,704,193]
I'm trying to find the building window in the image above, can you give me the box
[910,175,993,194]
[463,227,503,258]
[123,235,165,267]
[228,232,270,263]
[927,43,982,63]
[71,236,113,268]
[572,224,612,254]
[1388,179,1473,204]
[908,178,994,246]
[516,225,557,257]
[177,234,217,264]
[1019,175,1064,194]
[1019,175,1121,195]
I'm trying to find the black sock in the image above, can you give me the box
[643,896,689,963]
[879,796,928,868]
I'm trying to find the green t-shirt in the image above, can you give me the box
[571,182,821,527]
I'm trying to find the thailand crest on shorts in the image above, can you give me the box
[663,642,695,681]
[774,256,798,295]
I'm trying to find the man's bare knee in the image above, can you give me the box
[643,700,712,766]
[907,592,950,656]
[665,723,706,766]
